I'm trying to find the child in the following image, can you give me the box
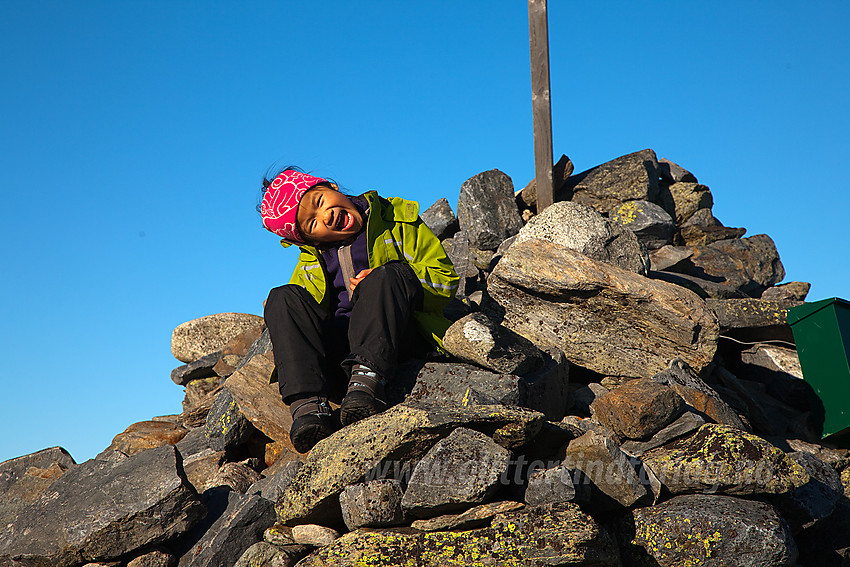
[260,168,459,452]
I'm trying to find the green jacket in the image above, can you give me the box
[282,191,459,349]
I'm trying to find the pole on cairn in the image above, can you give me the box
[528,0,554,212]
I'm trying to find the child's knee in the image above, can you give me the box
[265,284,309,314]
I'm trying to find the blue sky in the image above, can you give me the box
[1,1,848,464]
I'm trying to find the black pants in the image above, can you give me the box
[264,261,424,404]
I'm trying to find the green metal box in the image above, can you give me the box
[787,297,850,440]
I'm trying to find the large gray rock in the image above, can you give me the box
[642,423,809,496]
[401,427,511,518]
[524,465,579,506]
[249,461,302,503]
[171,352,221,386]
[658,181,713,225]
[609,200,674,250]
[171,313,264,364]
[456,169,524,250]
[685,234,786,296]
[706,297,795,342]
[176,488,275,567]
[486,239,718,379]
[204,388,257,452]
[276,403,544,526]
[339,479,405,530]
[619,411,706,456]
[590,378,686,440]
[0,446,205,567]
[297,503,620,567]
[561,431,648,512]
[761,281,810,302]
[409,501,525,532]
[0,458,72,529]
[420,197,459,240]
[442,312,545,376]
[406,356,570,421]
[234,542,309,567]
[440,231,476,296]
[566,148,660,214]
[625,494,797,566]
[773,451,843,531]
[0,446,76,497]
[514,200,649,275]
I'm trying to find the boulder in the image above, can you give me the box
[677,223,746,246]
[657,157,697,183]
[456,169,523,251]
[652,359,747,430]
[420,197,459,240]
[740,344,803,381]
[401,427,511,518]
[625,494,797,566]
[681,207,720,227]
[0,446,75,498]
[658,181,713,225]
[171,313,264,364]
[609,200,674,250]
[566,148,660,214]
[0,460,70,528]
[232,327,273,374]
[339,479,405,530]
[514,200,649,275]
[208,461,262,494]
[650,269,748,299]
[234,542,309,567]
[440,231,476,296]
[97,421,188,459]
[642,423,809,496]
[249,460,303,503]
[648,244,692,271]
[486,239,718,379]
[212,322,266,378]
[175,488,275,567]
[296,503,620,567]
[572,382,608,416]
[204,388,257,452]
[0,446,205,567]
[171,352,221,386]
[590,378,686,440]
[706,297,796,342]
[276,403,544,526]
[684,234,785,296]
[762,281,811,302]
[619,411,706,457]
[441,312,545,375]
[291,525,341,547]
[562,431,648,512]
[182,377,221,414]
[182,448,226,494]
[409,501,524,532]
[773,451,843,531]
[524,465,579,506]
[516,153,575,210]
[126,550,177,567]
[406,356,570,421]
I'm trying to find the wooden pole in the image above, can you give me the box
[528,0,554,212]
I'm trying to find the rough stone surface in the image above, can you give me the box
[514,200,650,275]
[456,169,523,251]
[773,450,843,530]
[296,503,620,567]
[566,148,660,214]
[249,460,302,503]
[516,153,574,210]
[761,281,810,302]
[626,494,797,567]
[652,359,747,430]
[406,356,570,421]
[642,423,809,496]
[590,378,686,440]
[291,525,341,547]
[524,465,578,506]
[685,234,786,296]
[706,298,795,341]
[678,223,746,246]
[176,488,275,567]
[0,446,75,499]
[609,200,674,250]
[619,411,706,456]
[442,312,545,376]
[339,479,405,530]
[682,207,720,227]
[182,448,226,494]
[126,550,177,567]
[651,269,748,299]
[658,181,713,225]
[562,431,648,512]
[657,157,697,183]
[233,328,273,375]
[486,239,719,379]
[234,542,309,567]
[204,387,256,452]
[98,421,188,459]
[0,461,70,528]
[276,403,544,526]
[740,344,803,380]
[208,461,262,494]
[171,352,221,386]
[171,313,264,364]
[572,383,608,416]
[420,197,459,240]
[401,427,511,518]
[212,323,266,378]
[440,231,476,296]
[648,244,692,272]
[0,446,205,567]
[410,501,525,532]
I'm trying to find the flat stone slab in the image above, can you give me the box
[410,500,524,532]
[590,378,685,440]
[171,313,264,363]
[296,503,619,567]
[0,446,205,566]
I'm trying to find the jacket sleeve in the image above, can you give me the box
[396,216,459,313]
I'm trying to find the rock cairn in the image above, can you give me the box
[3,148,847,566]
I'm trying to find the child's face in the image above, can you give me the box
[296,187,364,244]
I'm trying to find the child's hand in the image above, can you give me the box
[349,269,373,291]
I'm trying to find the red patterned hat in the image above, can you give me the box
[261,170,328,243]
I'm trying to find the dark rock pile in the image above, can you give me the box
[3,149,848,566]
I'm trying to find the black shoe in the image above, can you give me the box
[289,396,335,453]
[340,364,387,426]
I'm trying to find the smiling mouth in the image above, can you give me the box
[335,210,354,231]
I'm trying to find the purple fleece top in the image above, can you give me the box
[321,195,370,319]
